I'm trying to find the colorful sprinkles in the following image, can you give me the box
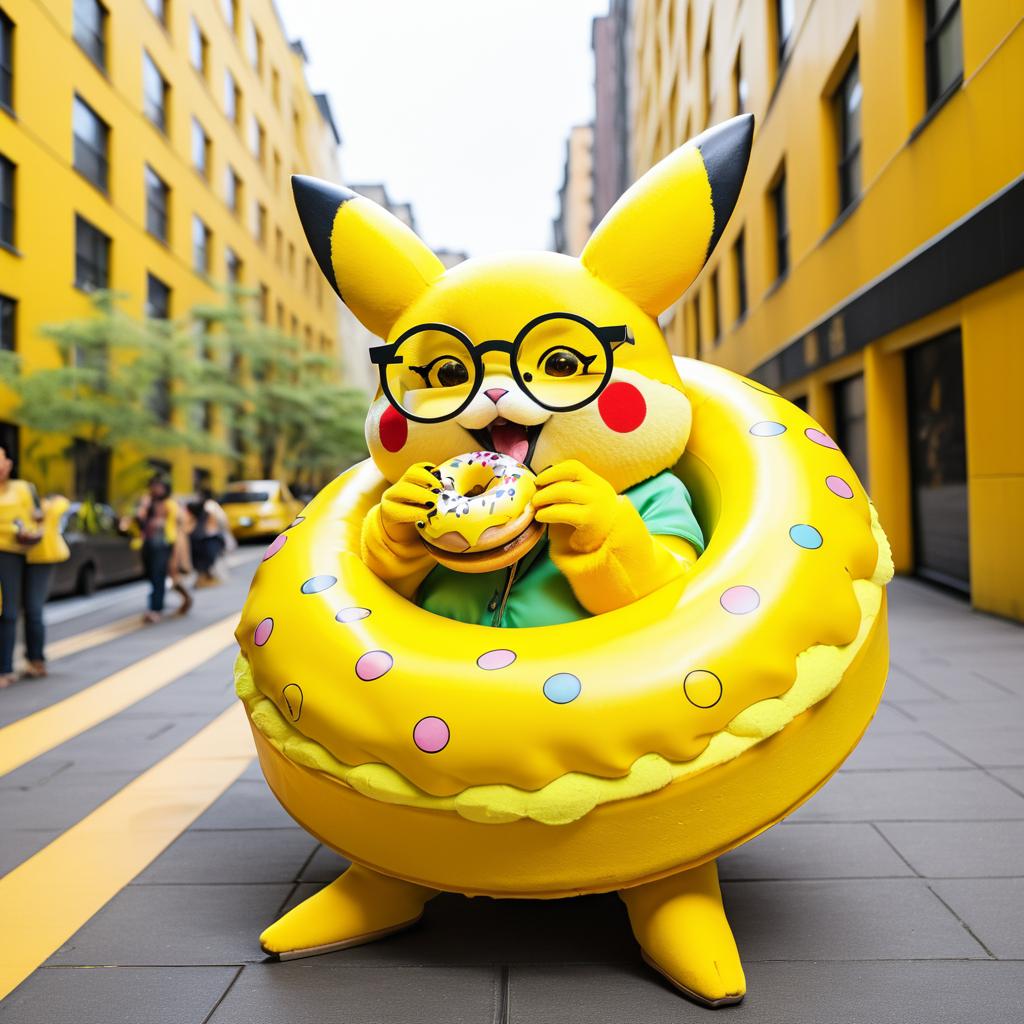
[355,650,394,681]
[301,574,337,594]
[805,427,839,450]
[683,669,723,708]
[749,420,786,437]
[262,534,287,561]
[789,524,823,550]
[826,475,854,499]
[477,649,517,671]
[253,617,274,647]
[720,586,760,615]
[336,607,372,623]
[413,716,450,753]
[543,672,582,704]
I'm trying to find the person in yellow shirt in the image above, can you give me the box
[0,446,41,687]
[132,475,180,624]
[22,492,71,678]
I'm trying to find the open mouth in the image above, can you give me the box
[470,418,543,467]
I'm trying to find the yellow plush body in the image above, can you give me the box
[238,116,893,1007]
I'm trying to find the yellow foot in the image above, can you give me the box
[620,861,745,1008]
[260,863,437,961]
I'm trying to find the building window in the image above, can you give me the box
[692,296,702,356]
[74,214,110,290]
[925,0,962,108]
[733,46,748,115]
[191,117,210,178]
[0,153,13,247]
[274,226,283,264]
[832,373,868,487]
[189,17,208,77]
[225,247,242,286]
[72,95,109,192]
[733,230,747,320]
[225,166,241,213]
[770,168,789,281]
[773,0,795,72]
[258,283,269,322]
[834,57,862,214]
[142,52,169,133]
[192,215,210,274]
[275,300,284,328]
[224,68,240,125]
[0,293,15,351]
[254,200,267,243]
[708,270,721,344]
[144,165,169,241]
[146,0,166,27]
[248,19,263,73]
[221,0,237,32]
[270,66,280,107]
[250,115,265,163]
[272,149,281,188]
[73,0,106,69]
[1,10,13,111]
[701,29,712,126]
[145,272,170,319]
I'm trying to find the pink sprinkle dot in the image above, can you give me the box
[413,716,450,753]
[262,534,287,561]
[720,586,760,615]
[355,650,393,681]
[805,427,839,450]
[477,649,516,671]
[253,617,274,646]
[826,475,854,499]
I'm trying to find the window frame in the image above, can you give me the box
[72,94,110,193]
[74,213,111,291]
[144,164,169,242]
[142,51,169,134]
[924,0,963,111]
[0,151,14,248]
[0,292,15,352]
[834,55,862,215]
[0,9,14,112]
[733,230,748,321]
[72,0,107,70]
[189,17,208,78]
[224,67,240,125]
[145,271,171,319]
[191,116,210,178]
[770,168,789,282]
[773,0,795,75]
[708,269,721,344]
[192,214,211,275]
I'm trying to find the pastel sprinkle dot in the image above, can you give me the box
[543,672,582,704]
[826,475,854,499]
[253,617,274,646]
[355,650,393,681]
[684,669,723,708]
[477,649,517,671]
[282,683,303,722]
[336,606,371,623]
[288,516,305,529]
[805,427,839,450]
[262,534,287,561]
[750,420,786,437]
[413,716,450,753]
[720,586,760,615]
[790,524,824,549]
[301,574,336,594]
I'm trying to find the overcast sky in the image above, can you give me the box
[276,0,609,258]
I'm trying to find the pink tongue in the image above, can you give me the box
[490,421,530,463]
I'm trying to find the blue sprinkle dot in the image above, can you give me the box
[301,574,337,594]
[543,672,582,704]
[750,420,786,437]
[789,524,823,550]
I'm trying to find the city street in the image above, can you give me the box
[0,563,1021,1023]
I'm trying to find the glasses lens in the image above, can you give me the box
[515,316,609,409]
[384,328,476,420]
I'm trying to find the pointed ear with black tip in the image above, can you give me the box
[580,114,754,317]
[292,175,445,339]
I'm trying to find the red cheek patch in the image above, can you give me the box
[598,381,647,433]
[379,405,408,452]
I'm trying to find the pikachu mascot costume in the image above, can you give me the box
[235,115,892,1007]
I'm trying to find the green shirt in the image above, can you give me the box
[417,470,704,628]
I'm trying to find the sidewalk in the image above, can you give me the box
[1,576,1022,1023]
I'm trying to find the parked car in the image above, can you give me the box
[219,480,301,540]
[50,502,144,598]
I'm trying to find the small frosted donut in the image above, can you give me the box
[416,451,543,573]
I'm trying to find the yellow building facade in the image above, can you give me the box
[0,0,343,502]
[632,0,1024,621]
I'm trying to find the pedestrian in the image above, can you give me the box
[130,475,181,624]
[188,488,233,587]
[0,446,41,688]
[22,491,72,678]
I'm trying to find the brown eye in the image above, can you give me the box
[436,359,469,387]
[543,350,580,377]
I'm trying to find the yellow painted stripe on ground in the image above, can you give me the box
[31,614,141,664]
[0,614,238,779]
[0,703,253,1001]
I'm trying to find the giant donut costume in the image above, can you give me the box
[237,357,891,891]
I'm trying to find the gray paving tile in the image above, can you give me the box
[0,758,72,790]
[860,702,919,733]
[191,780,297,830]
[0,966,237,1024]
[719,823,913,880]
[49,883,291,966]
[930,879,1024,958]
[881,666,948,703]
[296,843,351,883]
[0,830,58,876]
[990,767,1024,796]
[877,821,1024,878]
[276,884,637,966]
[723,879,987,960]
[507,961,1024,1024]
[839,730,972,771]
[135,828,317,885]
[919,724,1024,768]
[210,964,500,1024]
[788,769,1024,822]
[0,772,138,830]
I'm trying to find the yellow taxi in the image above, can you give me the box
[219,481,301,540]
